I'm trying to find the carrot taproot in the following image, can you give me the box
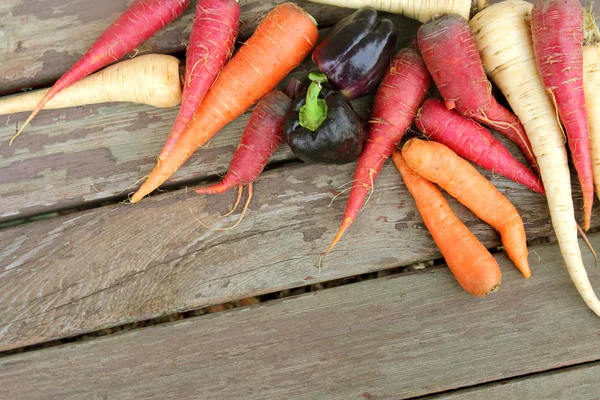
[471,0,600,316]
[194,90,293,220]
[415,98,544,195]
[305,0,478,23]
[131,2,319,204]
[531,0,594,231]
[159,0,240,160]
[583,8,600,201]
[392,150,502,297]
[0,54,184,114]
[323,45,431,255]
[402,138,531,278]
[11,0,191,144]
[417,13,539,173]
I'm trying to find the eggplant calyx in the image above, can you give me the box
[299,73,329,131]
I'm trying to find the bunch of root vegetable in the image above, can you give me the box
[3,0,600,316]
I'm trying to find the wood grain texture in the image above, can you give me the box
[426,362,600,399]
[0,154,596,351]
[0,0,354,96]
[1,234,600,400]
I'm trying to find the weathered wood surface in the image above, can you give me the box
[426,362,600,399]
[1,235,600,400]
[0,154,596,351]
[0,0,355,96]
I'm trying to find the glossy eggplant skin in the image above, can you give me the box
[312,7,397,100]
[284,86,368,165]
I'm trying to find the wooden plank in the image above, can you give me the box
[1,235,600,400]
[0,0,355,96]
[0,156,595,351]
[0,12,421,222]
[425,362,600,399]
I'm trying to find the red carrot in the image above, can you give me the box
[324,45,431,255]
[159,0,240,160]
[195,89,293,196]
[415,98,544,195]
[417,13,539,173]
[531,0,594,230]
[193,89,293,227]
[11,0,191,144]
[131,3,319,203]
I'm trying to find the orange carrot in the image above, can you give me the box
[131,3,319,203]
[402,138,530,278]
[392,151,502,297]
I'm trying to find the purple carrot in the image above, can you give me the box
[415,98,544,195]
[11,0,191,144]
[417,13,539,174]
[159,0,240,160]
[531,0,594,230]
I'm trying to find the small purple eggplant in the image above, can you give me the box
[312,7,397,100]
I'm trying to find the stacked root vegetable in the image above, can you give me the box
[2,0,600,316]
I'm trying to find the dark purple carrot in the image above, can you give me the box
[194,88,296,224]
[531,0,594,230]
[415,98,545,195]
[324,45,431,255]
[159,0,240,160]
[417,13,539,174]
[11,0,191,144]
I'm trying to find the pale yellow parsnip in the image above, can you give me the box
[0,54,183,115]
[306,0,472,23]
[583,44,600,201]
[470,0,600,316]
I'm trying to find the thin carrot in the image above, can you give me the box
[159,0,240,160]
[392,150,502,297]
[11,0,191,144]
[324,45,431,255]
[402,138,531,278]
[131,2,319,203]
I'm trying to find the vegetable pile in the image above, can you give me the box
[4,0,600,316]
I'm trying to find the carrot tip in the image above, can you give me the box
[323,217,353,256]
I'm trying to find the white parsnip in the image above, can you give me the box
[0,54,183,115]
[306,0,475,23]
[470,0,600,316]
[583,44,600,201]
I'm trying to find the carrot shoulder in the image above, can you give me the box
[392,151,502,297]
[131,3,319,203]
[402,138,531,278]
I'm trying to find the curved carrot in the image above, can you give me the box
[131,2,319,203]
[417,13,539,174]
[415,98,544,195]
[159,0,240,160]
[324,45,431,255]
[194,90,292,195]
[531,0,594,231]
[402,138,531,278]
[11,0,191,144]
[392,151,502,297]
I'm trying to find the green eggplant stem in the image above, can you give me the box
[299,75,328,131]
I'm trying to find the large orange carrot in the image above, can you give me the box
[402,138,530,278]
[323,45,431,254]
[392,151,502,297]
[131,3,319,203]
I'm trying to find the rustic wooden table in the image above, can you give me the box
[1,0,600,398]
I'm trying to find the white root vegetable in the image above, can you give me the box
[584,45,600,201]
[0,54,183,115]
[470,0,600,316]
[306,0,475,23]
[583,10,600,201]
